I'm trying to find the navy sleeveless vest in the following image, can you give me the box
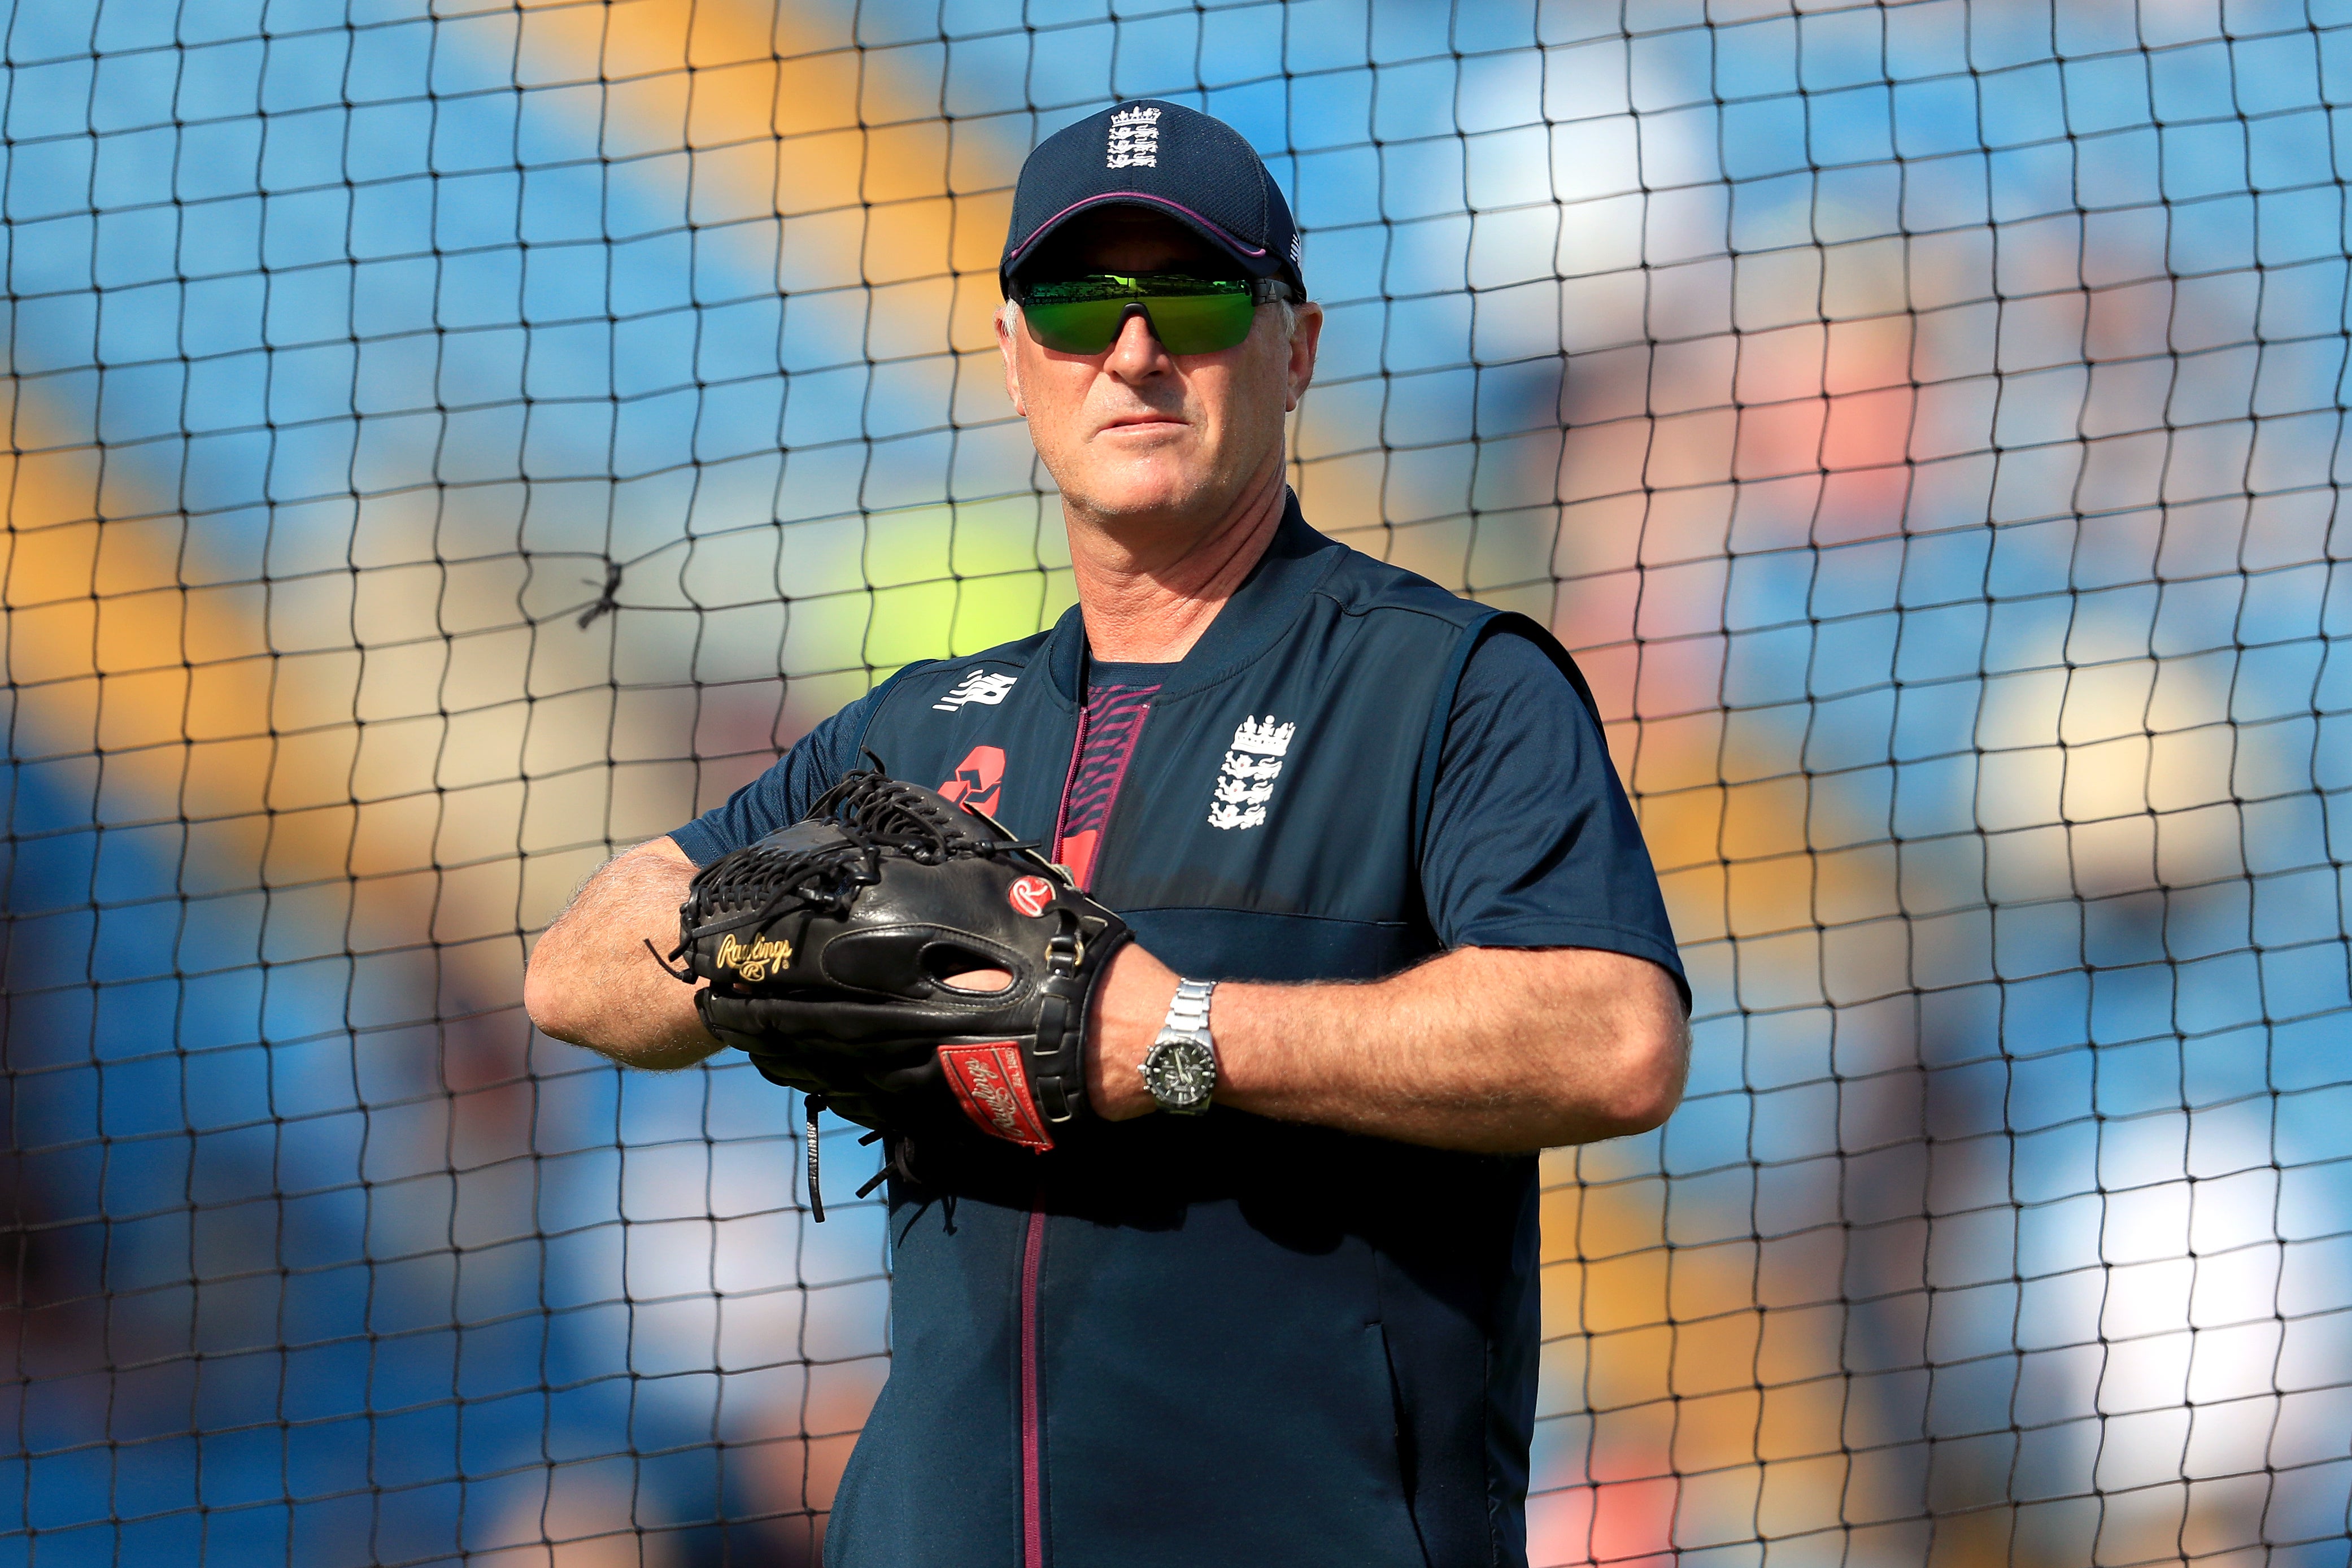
[824,502,1596,1568]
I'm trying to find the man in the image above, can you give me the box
[526,101,1687,1567]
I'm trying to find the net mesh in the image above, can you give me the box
[3,0,2347,1563]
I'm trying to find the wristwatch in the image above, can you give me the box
[1140,978,1218,1115]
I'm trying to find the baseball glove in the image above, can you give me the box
[667,766,1131,1216]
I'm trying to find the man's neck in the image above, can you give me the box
[1064,464,1288,664]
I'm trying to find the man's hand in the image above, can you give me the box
[1087,943,1688,1153]
[524,837,720,1069]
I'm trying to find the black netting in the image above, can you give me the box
[3,2,2347,1563]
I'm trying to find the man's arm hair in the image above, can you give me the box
[524,836,720,1070]
[1088,943,1688,1154]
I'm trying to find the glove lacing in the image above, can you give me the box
[666,768,1039,966]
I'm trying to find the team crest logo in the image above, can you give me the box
[1107,105,1160,169]
[934,669,1018,711]
[1208,714,1293,831]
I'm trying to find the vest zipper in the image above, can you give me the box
[1020,693,1086,1568]
[1020,1200,1048,1568]
[1020,675,1153,1562]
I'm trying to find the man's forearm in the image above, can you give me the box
[523,837,721,1069]
[1088,943,1688,1153]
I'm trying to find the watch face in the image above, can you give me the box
[1144,1037,1214,1109]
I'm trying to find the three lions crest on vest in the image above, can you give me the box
[1209,714,1292,830]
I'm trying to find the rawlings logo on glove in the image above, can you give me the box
[936,1042,1054,1151]
[662,767,1131,1216]
[713,931,792,981]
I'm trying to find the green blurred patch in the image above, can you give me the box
[852,498,1072,676]
[949,495,1048,578]
[864,578,959,668]
[862,507,955,587]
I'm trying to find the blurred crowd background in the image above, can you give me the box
[2,0,2346,1563]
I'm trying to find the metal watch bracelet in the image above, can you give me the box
[1139,977,1218,1114]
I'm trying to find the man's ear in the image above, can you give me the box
[995,303,1029,418]
[1283,302,1325,413]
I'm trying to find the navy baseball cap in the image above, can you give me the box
[1000,101,1305,299]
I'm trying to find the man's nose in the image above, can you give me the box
[1103,306,1172,377]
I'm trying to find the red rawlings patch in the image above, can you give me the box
[1007,875,1055,918]
[936,1042,1054,1152]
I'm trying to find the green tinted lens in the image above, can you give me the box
[1020,296,1136,354]
[1136,290,1257,354]
[1018,275,1260,355]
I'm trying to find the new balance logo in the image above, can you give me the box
[934,670,1018,712]
[1108,106,1160,169]
[1208,714,1293,831]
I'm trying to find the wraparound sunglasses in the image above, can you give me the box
[1012,273,1297,356]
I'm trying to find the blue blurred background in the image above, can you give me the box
[2,1,2346,1563]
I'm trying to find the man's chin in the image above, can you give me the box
[1052,441,1284,536]
[1065,465,1218,528]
